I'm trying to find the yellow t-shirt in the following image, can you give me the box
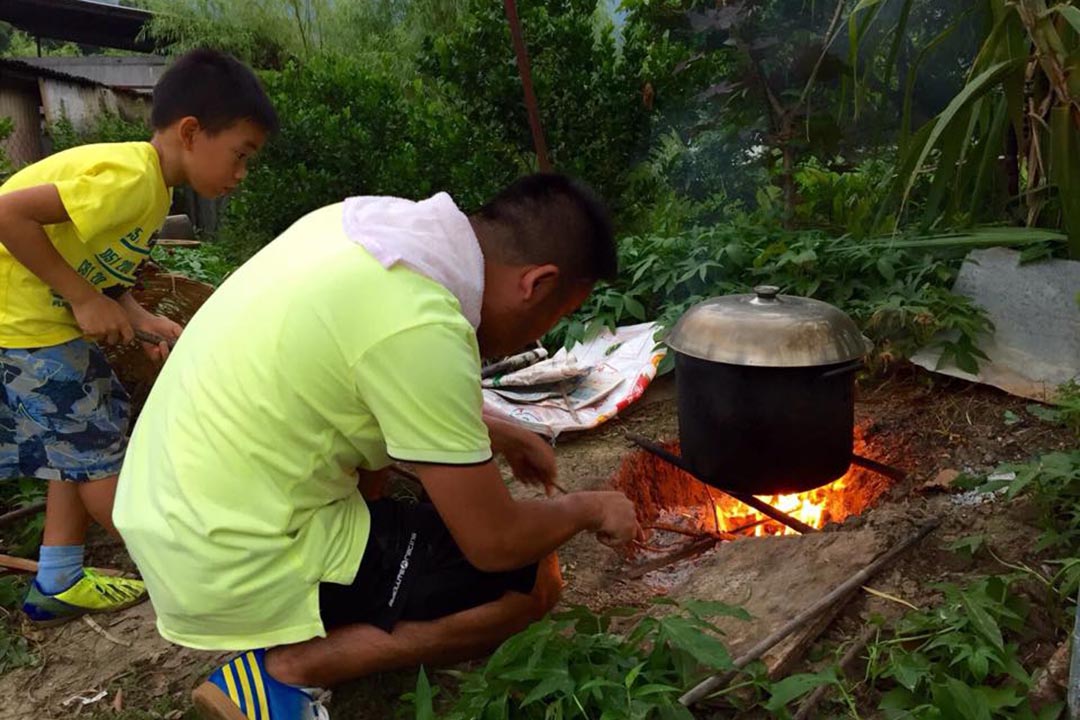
[114,203,493,650]
[0,142,171,348]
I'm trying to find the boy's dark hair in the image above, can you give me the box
[151,49,279,135]
[475,174,617,286]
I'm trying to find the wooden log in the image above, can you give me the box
[0,553,125,577]
[0,501,45,528]
[792,626,876,720]
[626,537,719,580]
[679,518,941,706]
[153,239,202,248]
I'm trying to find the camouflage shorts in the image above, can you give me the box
[0,338,130,482]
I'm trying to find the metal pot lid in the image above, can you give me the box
[666,285,870,367]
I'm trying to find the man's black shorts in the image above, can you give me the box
[318,498,539,633]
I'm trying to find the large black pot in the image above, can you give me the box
[666,286,869,496]
[675,354,858,494]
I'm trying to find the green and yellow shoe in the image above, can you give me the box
[22,570,147,626]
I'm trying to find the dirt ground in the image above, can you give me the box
[0,367,1074,719]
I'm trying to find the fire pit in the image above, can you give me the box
[612,429,892,554]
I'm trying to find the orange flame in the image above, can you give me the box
[713,475,849,537]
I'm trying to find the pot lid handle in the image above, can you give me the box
[752,285,780,303]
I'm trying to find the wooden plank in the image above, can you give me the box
[0,554,125,577]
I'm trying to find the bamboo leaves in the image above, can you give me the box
[892,0,1080,258]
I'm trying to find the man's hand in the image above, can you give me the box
[71,293,135,346]
[502,430,558,492]
[586,490,641,548]
[484,414,558,492]
[417,462,642,572]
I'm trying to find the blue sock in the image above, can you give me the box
[35,545,84,595]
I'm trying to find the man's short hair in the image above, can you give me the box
[475,174,617,285]
[151,49,279,135]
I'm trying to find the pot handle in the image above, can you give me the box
[820,359,863,379]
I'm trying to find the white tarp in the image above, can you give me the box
[483,323,667,438]
[911,247,1080,402]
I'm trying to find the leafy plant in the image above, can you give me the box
[217,55,522,250]
[48,113,149,153]
[890,0,1080,259]
[0,479,46,558]
[0,576,36,675]
[417,0,657,220]
[141,0,469,75]
[151,243,240,287]
[408,599,751,719]
[948,533,989,559]
[0,116,14,183]
[547,222,1060,375]
[1025,380,1080,436]
[867,577,1046,720]
[978,450,1080,557]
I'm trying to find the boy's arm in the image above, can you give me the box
[117,291,183,362]
[0,184,134,345]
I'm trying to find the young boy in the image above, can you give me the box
[0,49,277,625]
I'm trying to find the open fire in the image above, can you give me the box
[612,430,890,546]
[711,475,849,537]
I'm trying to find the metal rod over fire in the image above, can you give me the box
[626,433,818,535]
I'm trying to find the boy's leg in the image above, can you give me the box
[42,479,91,546]
[77,474,119,536]
[2,340,146,623]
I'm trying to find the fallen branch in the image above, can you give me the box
[626,537,720,580]
[850,454,907,482]
[643,522,737,542]
[792,625,876,720]
[679,518,941,706]
[0,502,46,528]
[0,554,124,577]
[82,615,132,648]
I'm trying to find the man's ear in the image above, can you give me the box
[520,264,561,303]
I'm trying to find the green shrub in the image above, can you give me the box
[48,112,149,152]
[219,56,522,249]
[417,0,659,222]
[0,116,14,182]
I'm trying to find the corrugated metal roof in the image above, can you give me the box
[0,57,147,99]
[18,56,165,92]
[0,0,155,53]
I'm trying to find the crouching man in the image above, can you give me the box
[114,174,640,720]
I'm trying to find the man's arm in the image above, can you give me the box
[415,460,638,572]
[0,185,133,344]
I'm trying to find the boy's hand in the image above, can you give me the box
[71,294,135,346]
[132,313,183,363]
